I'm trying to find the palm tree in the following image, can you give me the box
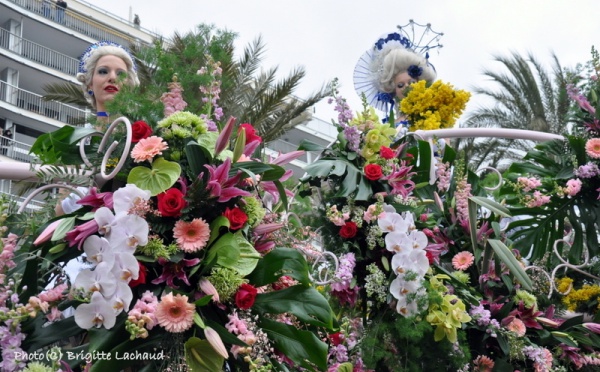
[44,24,330,142]
[455,51,571,170]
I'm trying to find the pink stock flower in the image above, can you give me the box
[565,179,582,196]
[130,136,169,163]
[173,218,210,253]
[155,292,195,333]
[160,81,188,117]
[452,251,475,271]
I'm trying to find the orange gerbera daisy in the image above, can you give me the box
[155,292,195,333]
[130,136,168,163]
[173,218,210,253]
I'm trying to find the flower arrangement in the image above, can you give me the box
[299,73,600,371]
[0,59,335,371]
[399,79,471,131]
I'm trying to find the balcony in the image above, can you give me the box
[0,28,79,76]
[6,0,152,47]
[0,134,35,163]
[0,80,87,126]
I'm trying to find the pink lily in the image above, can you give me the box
[205,157,252,202]
[269,150,305,166]
[215,116,236,155]
[151,257,200,289]
[383,161,416,198]
[199,278,220,303]
[34,219,62,246]
[205,326,228,358]
[64,219,99,249]
[77,187,113,211]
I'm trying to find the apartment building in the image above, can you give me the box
[0,0,334,207]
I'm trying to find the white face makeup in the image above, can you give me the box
[89,55,128,112]
[394,71,417,100]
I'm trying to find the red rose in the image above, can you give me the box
[238,123,262,145]
[129,262,147,288]
[131,120,153,143]
[329,332,345,346]
[379,146,395,160]
[364,163,383,181]
[223,207,248,230]
[157,188,187,217]
[339,221,357,239]
[235,283,258,309]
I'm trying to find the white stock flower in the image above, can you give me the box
[74,291,117,329]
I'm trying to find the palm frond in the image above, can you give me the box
[42,82,88,108]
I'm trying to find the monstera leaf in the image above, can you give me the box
[500,137,600,263]
[303,157,372,200]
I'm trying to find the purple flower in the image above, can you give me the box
[65,219,99,249]
[151,257,200,288]
[205,158,252,203]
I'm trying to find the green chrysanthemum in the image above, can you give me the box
[157,111,208,139]
[242,196,266,227]
[209,267,246,302]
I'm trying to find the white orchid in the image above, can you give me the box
[377,211,409,233]
[83,235,114,267]
[391,249,429,278]
[74,291,116,329]
[112,183,151,215]
[73,262,117,297]
[110,251,140,282]
[109,281,134,314]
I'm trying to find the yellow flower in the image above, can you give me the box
[400,80,471,131]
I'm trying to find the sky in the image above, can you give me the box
[87,0,600,123]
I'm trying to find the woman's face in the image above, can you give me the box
[89,55,128,112]
[394,71,417,100]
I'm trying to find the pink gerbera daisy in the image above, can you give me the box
[452,251,475,271]
[473,355,494,372]
[505,318,526,337]
[173,218,210,253]
[130,136,169,163]
[585,138,600,159]
[155,292,195,333]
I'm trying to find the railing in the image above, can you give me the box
[265,139,321,165]
[0,135,35,163]
[0,80,87,126]
[0,28,79,76]
[8,0,140,47]
[0,189,44,214]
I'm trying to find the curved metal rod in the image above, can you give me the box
[413,128,564,142]
[524,238,600,299]
[308,250,340,286]
[79,132,104,168]
[97,117,133,180]
[17,183,86,214]
[475,166,503,191]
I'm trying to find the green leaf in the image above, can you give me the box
[51,217,76,241]
[246,247,311,286]
[258,318,328,371]
[185,141,213,177]
[30,126,98,164]
[205,232,260,275]
[208,216,230,246]
[127,157,181,196]
[297,139,327,152]
[184,337,225,372]
[468,196,511,218]
[232,127,246,162]
[487,239,533,291]
[253,285,334,329]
